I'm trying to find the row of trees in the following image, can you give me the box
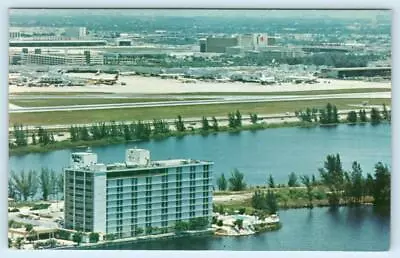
[217,169,247,191]
[296,103,339,124]
[346,105,391,124]
[8,168,64,201]
[12,125,56,148]
[318,154,390,209]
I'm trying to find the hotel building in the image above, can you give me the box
[64,149,213,239]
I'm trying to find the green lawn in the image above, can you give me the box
[9,98,391,125]
[10,97,210,107]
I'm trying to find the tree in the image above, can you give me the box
[372,162,391,209]
[217,220,223,227]
[89,232,99,243]
[228,112,236,128]
[174,221,189,233]
[212,116,219,131]
[146,226,153,235]
[25,223,33,232]
[318,154,344,207]
[57,173,64,200]
[382,104,389,120]
[14,237,23,249]
[233,219,243,229]
[359,109,368,123]
[8,237,12,248]
[8,178,17,200]
[31,133,37,145]
[265,190,279,214]
[228,169,246,191]
[39,168,55,201]
[268,174,275,188]
[311,174,317,186]
[235,110,242,127]
[301,175,314,208]
[349,161,364,205]
[72,231,83,245]
[332,105,339,123]
[249,113,258,124]
[370,108,382,125]
[11,169,38,201]
[175,115,186,132]
[135,227,144,236]
[201,116,210,131]
[217,173,227,191]
[346,111,358,124]
[288,172,299,187]
[251,190,278,214]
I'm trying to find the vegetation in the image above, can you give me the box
[318,154,345,207]
[10,169,38,201]
[268,174,275,188]
[287,172,299,187]
[9,98,391,125]
[300,175,314,208]
[251,190,279,214]
[72,231,83,245]
[9,169,64,202]
[228,169,246,191]
[217,173,227,191]
[89,232,100,243]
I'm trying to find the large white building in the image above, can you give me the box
[64,149,213,239]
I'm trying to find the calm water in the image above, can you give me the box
[9,124,392,185]
[99,206,390,251]
[8,124,391,251]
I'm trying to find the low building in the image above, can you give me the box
[320,67,392,79]
[64,149,213,239]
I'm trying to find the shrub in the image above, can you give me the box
[30,203,51,211]
[217,220,223,227]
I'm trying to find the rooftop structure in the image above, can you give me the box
[9,40,107,48]
[64,149,213,239]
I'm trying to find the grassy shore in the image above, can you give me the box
[214,186,375,212]
[9,121,309,156]
[10,97,210,107]
[9,98,390,125]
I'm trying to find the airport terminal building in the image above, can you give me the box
[64,149,213,239]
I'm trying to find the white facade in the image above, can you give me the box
[64,149,213,239]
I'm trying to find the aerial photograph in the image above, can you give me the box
[7,9,391,251]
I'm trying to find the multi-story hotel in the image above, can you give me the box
[64,148,213,239]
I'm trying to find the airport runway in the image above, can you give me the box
[9,92,391,113]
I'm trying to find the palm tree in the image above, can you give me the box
[228,169,246,191]
[39,168,53,201]
[11,170,38,201]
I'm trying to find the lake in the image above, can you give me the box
[9,123,392,185]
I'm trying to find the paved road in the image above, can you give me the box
[8,92,391,113]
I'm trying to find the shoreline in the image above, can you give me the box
[9,120,390,156]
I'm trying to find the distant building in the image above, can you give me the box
[64,27,87,39]
[9,40,107,48]
[201,33,279,53]
[64,149,213,239]
[320,67,391,79]
[205,36,239,53]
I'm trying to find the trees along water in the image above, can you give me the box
[318,154,344,207]
[228,169,246,191]
[300,175,314,208]
[217,173,227,191]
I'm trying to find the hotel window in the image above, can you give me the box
[176,167,182,173]
[203,210,209,216]
[117,179,123,186]
[131,178,138,185]
[190,211,195,217]
[203,165,209,171]
[190,166,196,172]
[146,177,152,184]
